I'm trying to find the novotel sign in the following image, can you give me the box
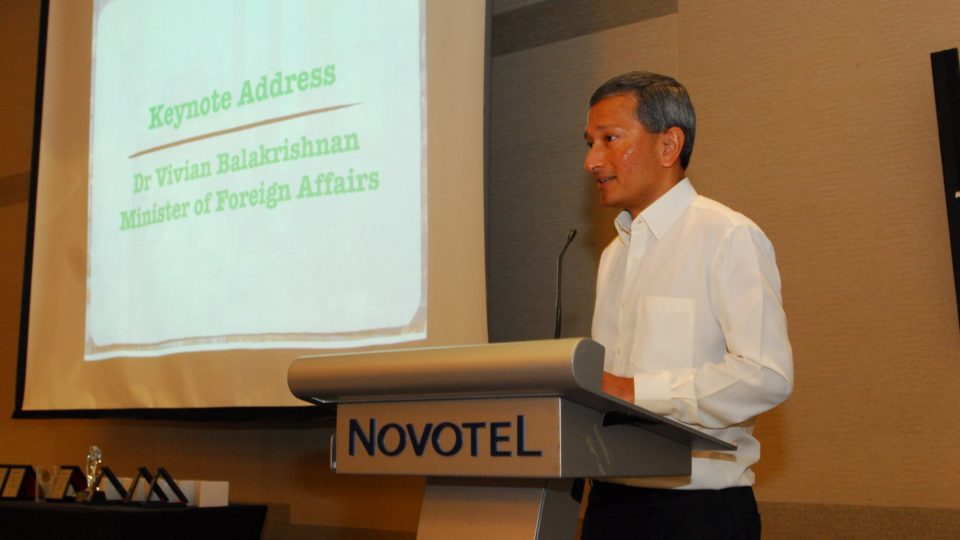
[348,416,543,458]
[334,398,562,477]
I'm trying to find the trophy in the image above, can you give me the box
[77,445,103,502]
[36,465,58,500]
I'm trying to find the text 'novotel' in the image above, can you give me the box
[348,415,543,458]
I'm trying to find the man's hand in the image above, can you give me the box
[602,372,635,403]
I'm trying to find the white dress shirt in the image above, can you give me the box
[592,178,793,489]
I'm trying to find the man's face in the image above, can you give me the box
[583,93,673,218]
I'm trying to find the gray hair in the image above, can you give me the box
[589,72,696,169]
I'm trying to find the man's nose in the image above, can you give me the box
[584,145,603,174]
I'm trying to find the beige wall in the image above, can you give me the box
[3,0,960,538]
[680,0,960,508]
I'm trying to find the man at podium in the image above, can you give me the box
[581,72,794,539]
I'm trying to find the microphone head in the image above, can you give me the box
[567,228,578,242]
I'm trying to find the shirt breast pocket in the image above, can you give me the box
[629,296,695,372]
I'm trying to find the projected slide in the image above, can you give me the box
[85,0,425,359]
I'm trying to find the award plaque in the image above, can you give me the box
[49,466,87,500]
[124,467,161,505]
[152,467,188,506]
[87,466,127,503]
[0,467,23,498]
[53,468,72,499]
[0,466,9,494]
[0,465,35,500]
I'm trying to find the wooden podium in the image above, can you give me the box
[288,338,733,540]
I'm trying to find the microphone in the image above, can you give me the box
[554,228,578,339]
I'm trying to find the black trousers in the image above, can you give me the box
[581,481,761,540]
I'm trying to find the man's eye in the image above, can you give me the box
[604,135,617,142]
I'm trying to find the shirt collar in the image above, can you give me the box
[614,178,697,245]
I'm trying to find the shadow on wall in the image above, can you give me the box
[0,172,30,208]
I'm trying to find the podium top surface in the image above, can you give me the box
[287,338,733,451]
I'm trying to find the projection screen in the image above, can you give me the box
[17,0,489,413]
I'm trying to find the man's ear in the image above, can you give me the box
[659,127,685,168]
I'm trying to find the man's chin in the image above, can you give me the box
[599,194,620,208]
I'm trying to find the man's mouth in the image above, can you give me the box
[597,176,615,185]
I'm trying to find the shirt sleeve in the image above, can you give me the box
[631,224,794,429]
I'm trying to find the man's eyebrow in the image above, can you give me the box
[585,125,613,140]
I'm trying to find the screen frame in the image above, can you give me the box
[13,0,493,420]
